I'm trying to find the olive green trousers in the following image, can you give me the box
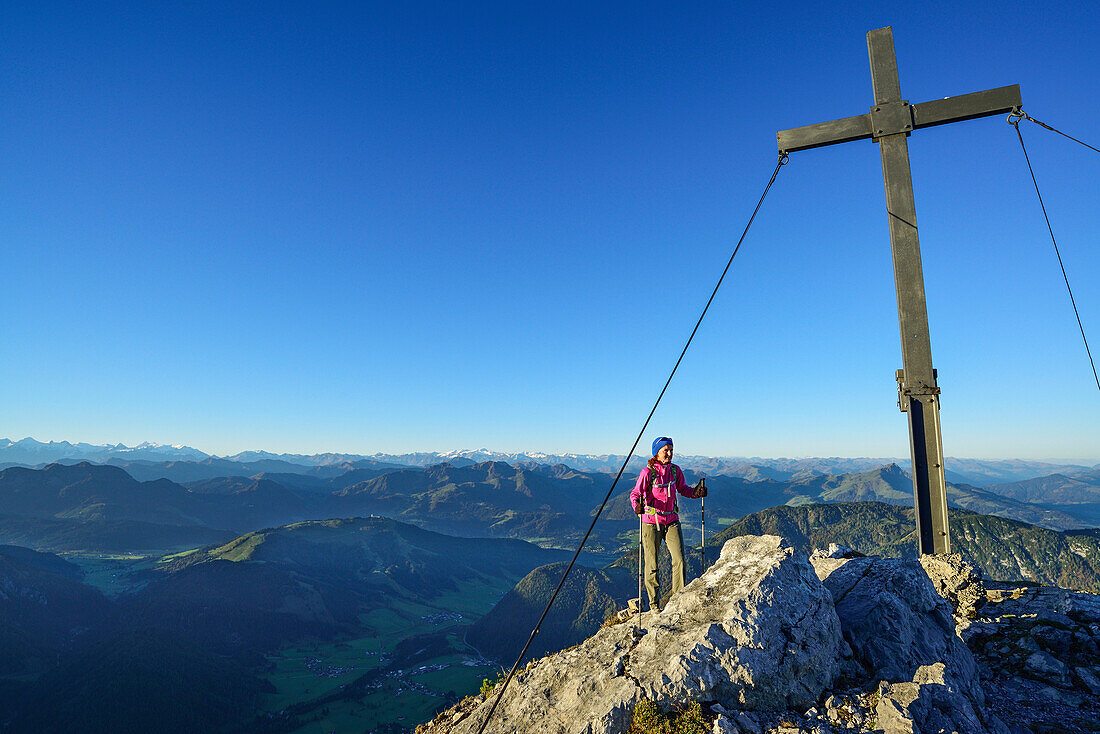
[641,519,685,611]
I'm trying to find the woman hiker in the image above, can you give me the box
[630,436,707,612]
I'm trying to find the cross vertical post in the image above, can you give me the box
[776,27,1022,556]
[867,28,948,555]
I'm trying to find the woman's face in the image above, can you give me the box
[657,444,673,464]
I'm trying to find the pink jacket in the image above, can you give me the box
[630,462,694,525]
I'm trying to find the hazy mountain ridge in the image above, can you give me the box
[4,437,1096,486]
[0,463,314,552]
[0,459,650,555]
[985,470,1100,504]
[0,514,233,554]
[942,458,1100,486]
[780,463,1095,530]
[0,463,206,526]
[3,458,1098,559]
[0,437,207,465]
[976,470,1100,527]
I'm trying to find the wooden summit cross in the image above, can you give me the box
[777,27,1021,555]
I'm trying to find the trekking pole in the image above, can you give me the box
[636,511,643,633]
[699,475,706,574]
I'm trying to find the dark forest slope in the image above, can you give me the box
[466,562,635,665]
[707,502,1100,592]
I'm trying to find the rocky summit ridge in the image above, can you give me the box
[419,535,1100,734]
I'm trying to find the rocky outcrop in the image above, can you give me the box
[955,576,1100,734]
[421,535,842,734]
[418,537,1100,734]
[628,535,842,713]
[857,552,1100,734]
[810,554,1000,734]
[918,552,985,620]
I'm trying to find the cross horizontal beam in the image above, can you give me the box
[777,84,1021,153]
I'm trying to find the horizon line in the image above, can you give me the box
[2,436,1097,466]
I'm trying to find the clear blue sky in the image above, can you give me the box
[2,0,1097,460]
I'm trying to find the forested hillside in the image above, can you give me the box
[0,518,566,733]
[467,562,635,665]
[708,502,1100,592]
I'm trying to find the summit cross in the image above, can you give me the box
[777,27,1021,555]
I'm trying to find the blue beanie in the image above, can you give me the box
[651,437,673,457]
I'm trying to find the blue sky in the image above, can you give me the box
[2,0,1097,460]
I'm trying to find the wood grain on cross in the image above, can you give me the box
[777,27,1021,555]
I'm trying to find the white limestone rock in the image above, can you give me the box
[919,552,985,620]
[436,535,843,734]
[627,536,843,712]
[818,556,975,687]
[819,556,1008,734]
[874,662,996,734]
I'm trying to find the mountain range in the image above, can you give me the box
[0,438,208,465]
[3,458,1099,562]
[4,445,1100,733]
[4,437,1097,486]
